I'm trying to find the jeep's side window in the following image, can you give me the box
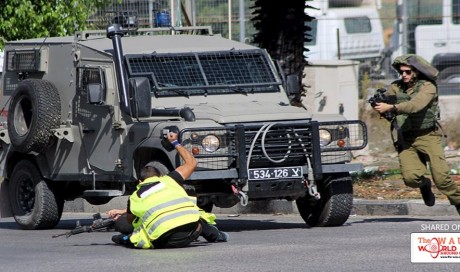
[77,67,106,105]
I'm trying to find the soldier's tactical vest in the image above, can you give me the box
[395,80,438,132]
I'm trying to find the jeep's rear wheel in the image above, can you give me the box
[9,160,63,229]
[296,173,353,227]
[7,79,61,153]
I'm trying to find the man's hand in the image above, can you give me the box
[167,131,197,180]
[106,209,127,220]
[374,102,394,114]
[167,131,179,143]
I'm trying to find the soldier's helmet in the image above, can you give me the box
[392,54,439,82]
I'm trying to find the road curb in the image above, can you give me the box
[352,199,459,216]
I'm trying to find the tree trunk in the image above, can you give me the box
[251,0,315,106]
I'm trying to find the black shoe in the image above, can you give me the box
[112,234,131,246]
[420,178,435,207]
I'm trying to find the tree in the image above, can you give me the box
[0,0,114,49]
[251,0,314,106]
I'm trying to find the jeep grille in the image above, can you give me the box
[181,121,315,170]
[242,123,313,168]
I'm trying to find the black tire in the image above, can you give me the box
[437,66,460,83]
[8,160,64,230]
[296,173,353,227]
[198,201,213,213]
[85,197,112,206]
[7,79,61,153]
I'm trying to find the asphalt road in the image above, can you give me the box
[1,213,459,272]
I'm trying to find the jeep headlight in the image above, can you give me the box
[319,129,332,147]
[202,135,220,152]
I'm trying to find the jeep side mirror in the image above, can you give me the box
[285,74,300,95]
[87,83,105,105]
[128,77,152,118]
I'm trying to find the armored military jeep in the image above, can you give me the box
[0,24,367,229]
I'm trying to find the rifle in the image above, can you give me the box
[52,213,115,238]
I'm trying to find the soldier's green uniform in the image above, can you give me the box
[387,55,460,208]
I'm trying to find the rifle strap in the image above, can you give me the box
[436,120,447,140]
[390,119,404,153]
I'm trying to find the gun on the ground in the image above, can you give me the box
[52,213,114,238]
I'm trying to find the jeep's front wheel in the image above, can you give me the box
[7,79,61,153]
[8,160,63,229]
[296,173,353,227]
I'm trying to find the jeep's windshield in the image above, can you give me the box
[125,49,281,97]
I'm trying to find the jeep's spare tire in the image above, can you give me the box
[8,79,61,153]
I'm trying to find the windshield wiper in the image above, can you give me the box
[156,83,190,98]
[169,89,190,98]
[227,86,251,95]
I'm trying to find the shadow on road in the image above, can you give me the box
[351,217,458,224]
[216,218,308,232]
[0,218,95,230]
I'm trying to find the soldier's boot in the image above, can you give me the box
[420,177,435,207]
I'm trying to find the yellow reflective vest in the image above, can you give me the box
[187,195,217,225]
[129,175,201,249]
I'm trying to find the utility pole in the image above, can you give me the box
[239,0,245,42]
[397,0,409,55]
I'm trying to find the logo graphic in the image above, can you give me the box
[411,233,460,263]
[423,237,441,259]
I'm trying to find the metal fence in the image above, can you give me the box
[88,0,255,42]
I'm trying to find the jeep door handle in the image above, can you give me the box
[82,129,95,134]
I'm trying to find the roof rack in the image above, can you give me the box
[75,26,213,41]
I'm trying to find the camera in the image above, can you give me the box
[162,129,170,138]
[368,88,397,121]
[161,125,180,151]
